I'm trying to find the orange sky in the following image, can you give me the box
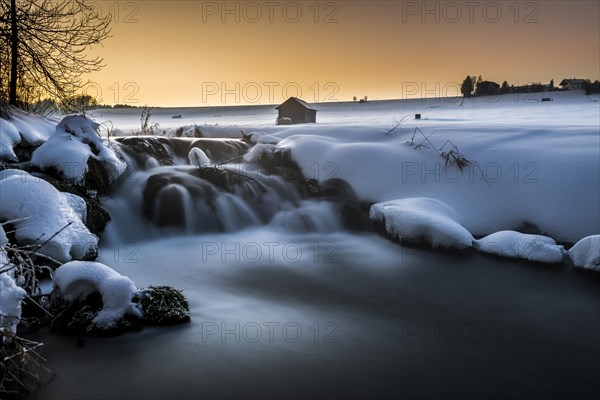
[85,0,600,107]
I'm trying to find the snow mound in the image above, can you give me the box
[568,235,600,271]
[31,115,126,185]
[188,147,211,166]
[53,261,141,329]
[475,231,565,263]
[243,143,278,163]
[0,169,98,262]
[1,224,9,267]
[0,118,21,161]
[1,223,26,334]
[0,273,26,334]
[369,198,474,249]
[4,110,57,147]
[62,192,87,222]
[246,131,280,145]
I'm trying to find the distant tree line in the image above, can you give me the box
[460,75,600,97]
[584,80,600,94]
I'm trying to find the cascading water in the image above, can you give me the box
[33,134,600,400]
[102,136,344,243]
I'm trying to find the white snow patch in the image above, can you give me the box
[1,224,26,334]
[62,192,88,223]
[1,224,9,268]
[0,169,98,262]
[475,231,564,263]
[188,147,211,166]
[6,110,57,146]
[0,118,21,161]
[568,235,600,271]
[246,131,280,145]
[31,115,126,185]
[369,198,474,249]
[243,143,278,163]
[53,261,141,329]
[0,273,26,334]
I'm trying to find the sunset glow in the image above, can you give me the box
[85,0,600,107]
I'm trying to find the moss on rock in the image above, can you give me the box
[139,286,190,325]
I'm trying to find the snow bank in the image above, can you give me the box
[53,261,141,328]
[243,143,279,163]
[0,224,26,334]
[0,169,98,262]
[188,147,211,166]
[369,198,474,249]
[475,231,564,263]
[245,131,280,145]
[0,273,26,334]
[568,235,600,271]
[31,115,126,185]
[0,224,9,269]
[274,108,599,243]
[3,110,57,145]
[0,110,57,161]
[0,118,21,161]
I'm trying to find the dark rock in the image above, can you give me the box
[317,178,358,201]
[340,202,374,231]
[49,289,142,337]
[44,178,111,236]
[189,138,249,163]
[115,136,177,167]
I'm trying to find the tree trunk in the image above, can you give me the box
[9,0,18,106]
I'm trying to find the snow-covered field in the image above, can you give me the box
[91,91,600,252]
[2,91,599,268]
[1,91,599,398]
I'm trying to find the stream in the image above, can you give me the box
[25,136,600,399]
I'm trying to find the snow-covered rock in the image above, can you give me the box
[568,235,600,271]
[188,147,211,166]
[1,224,26,334]
[369,198,475,249]
[0,273,26,334]
[475,231,564,263]
[31,115,126,186]
[8,111,57,145]
[62,192,88,223]
[0,118,21,161]
[243,131,280,145]
[53,261,141,329]
[0,169,98,262]
[0,224,9,268]
[243,143,278,163]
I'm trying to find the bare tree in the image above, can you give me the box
[0,0,111,107]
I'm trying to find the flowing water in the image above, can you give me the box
[25,137,600,399]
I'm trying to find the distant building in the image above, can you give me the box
[276,97,317,124]
[474,81,500,96]
[559,78,587,91]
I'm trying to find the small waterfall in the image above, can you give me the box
[153,183,195,233]
[213,193,262,231]
[269,201,342,232]
[114,136,251,170]
[102,136,347,241]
